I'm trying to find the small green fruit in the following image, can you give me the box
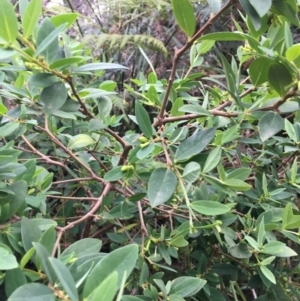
[140,142,150,149]
[138,136,148,143]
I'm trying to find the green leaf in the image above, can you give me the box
[249,57,274,86]
[258,112,284,142]
[22,0,42,38]
[0,247,18,270]
[37,22,62,57]
[33,243,57,285]
[21,217,42,252]
[0,122,19,138]
[191,201,230,215]
[87,272,118,301]
[49,57,84,70]
[61,238,102,258]
[0,181,28,223]
[285,44,300,66]
[68,134,96,150]
[222,179,252,191]
[182,162,201,183]
[169,276,206,298]
[229,243,252,259]
[135,102,154,139]
[197,32,246,42]
[104,166,125,182]
[40,82,68,115]
[0,0,18,43]
[196,40,215,55]
[35,21,66,61]
[202,146,222,173]
[259,266,276,284]
[260,256,276,266]
[51,13,79,29]
[268,63,293,96]
[249,0,271,17]
[148,168,178,207]
[49,258,79,301]
[175,128,215,162]
[172,0,196,38]
[257,217,265,247]
[227,168,251,181]
[8,283,55,301]
[73,63,127,73]
[171,98,184,117]
[5,268,27,297]
[83,244,138,298]
[239,0,261,31]
[273,0,299,27]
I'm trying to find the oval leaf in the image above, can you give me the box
[172,0,196,38]
[191,201,230,215]
[258,112,284,142]
[0,0,18,43]
[135,102,154,139]
[22,0,42,38]
[49,258,79,301]
[175,128,216,162]
[68,134,96,150]
[148,168,178,207]
[40,82,68,115]
[268,63,293,96]
[83,244,138,298]
[8,283,55,301]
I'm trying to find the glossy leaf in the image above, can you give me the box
[223,179,252,191]
[74,63,127,73]
[0,247,18,270]
[202,146,222,173]
[0,0,18,43]
[33,243,57,285]
[49,57,84,70]
[182,162,200,183]
[259,266,276,284]
[249,57,274,86]
[87,272,118,301]
[83,244,138,298]
[5,267,27,297]
[104,166,125,182]
[175,128,215,162]
[51,13,78,28]
[258,112,284,142]
[273,0,299,27]
[191,201,230,215]
[249,0,271,17]
[172,0,196,38]
[68,134,96,150]
[21,217,42,252]
[8,283,55,301]
[148,168,178,207]
[239,0,261,30]
[35,19,64,62]
[61,238,102,258]
[40,82,68,115]
[135,102,154,139]
[268,63,293,96]
[22,0,42,38]
[49,258,79,301]
[169,276,206,297]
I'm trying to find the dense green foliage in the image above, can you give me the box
[0,0,300,300]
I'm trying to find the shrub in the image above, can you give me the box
[0,0,300,300]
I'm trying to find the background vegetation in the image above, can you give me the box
[0,0,300,300]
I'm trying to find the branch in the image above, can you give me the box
[155,0,236,125]
[52,182,112,256]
